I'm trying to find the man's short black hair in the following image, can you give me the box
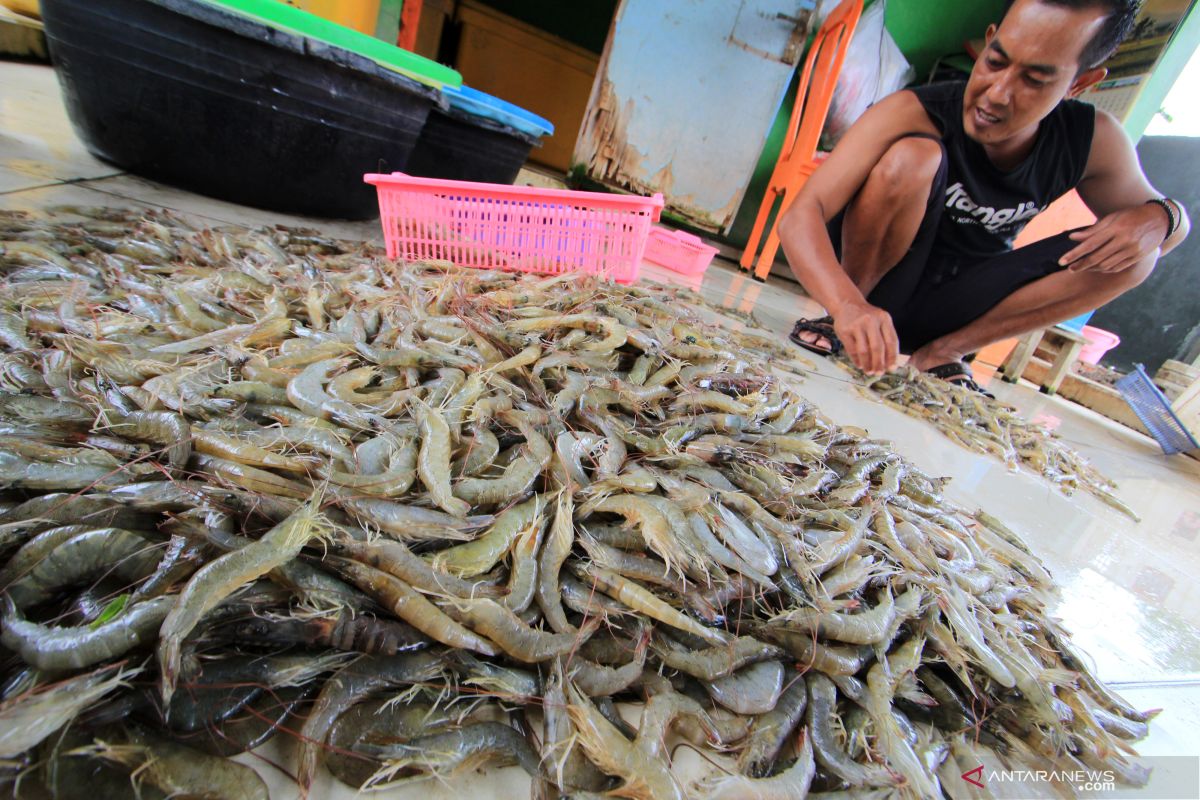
[1005,0,1141,69]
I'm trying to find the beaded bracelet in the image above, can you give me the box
[1146,198,1179,243]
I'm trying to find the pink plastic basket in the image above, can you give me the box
[642,226,719,276]
[364,173,663,284]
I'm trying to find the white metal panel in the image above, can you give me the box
[575,0,816,231]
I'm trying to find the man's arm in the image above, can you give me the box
[776,90,939,374]
[1064,110,1190,272]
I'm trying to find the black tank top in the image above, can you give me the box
[911,81,1095,265]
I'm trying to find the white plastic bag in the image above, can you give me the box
[822,0,914,146]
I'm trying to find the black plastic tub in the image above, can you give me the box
[405,108,539,185]
[40,0,440,219]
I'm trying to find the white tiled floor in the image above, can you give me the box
[0,63,118,192]
[4,58,1200,799]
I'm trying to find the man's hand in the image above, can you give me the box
[1059,203,1168,274]
[832,301,900,375]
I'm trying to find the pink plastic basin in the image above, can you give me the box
[1079,325,1120,364]
[642,226,719,276]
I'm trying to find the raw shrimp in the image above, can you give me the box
[319,437,418,495]
[541,661,611,793]
[361,721,542,786]
[863,639,940,798]
[536,492,578,633]
[220,610,428,655]
[157,498,327,701]
[502,513,544,613]
[706,660,785,715]
[578,494,695,579]
[0,453,118,491]
[6,527,161,610]
[560,574,632,620]
[578,533,688,593]
[807,673,899,788]
[412,397,471,517]
[192,429,312,472]
[453,414,552,505]
[296,651,443,792]
[190,453,312,499]
[772,587,897,645]
[452,651,541,702]
[326,536,501,598]
[0,665,136,759]
[652,633,784,682]
[337,494,493,541]
[81,726,270,800]
[0,213,1158,797]
[433,496,541,577]
[696,731,815,800]
[2,595,175,670]
[574,565,728,646]
[565,683,687,800]
[323,556,499,655]
[440,596,599,661]
[286,358,375,429]
[0,523,93,590]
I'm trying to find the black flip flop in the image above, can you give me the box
[926,361,996,399]
[789,316,843,357]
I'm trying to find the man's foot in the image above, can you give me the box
[789,316,843,357]
[925,361,996,399]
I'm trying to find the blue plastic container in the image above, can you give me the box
[1059,311,1094,333]
[443,85,554,139]
[406,85,555,184]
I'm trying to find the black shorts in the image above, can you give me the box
[828,134,1079,353]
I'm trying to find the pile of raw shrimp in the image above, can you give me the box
[0,207,1153,799]
[848,365,1138,521]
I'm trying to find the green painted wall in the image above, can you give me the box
[883,0,1005,79]
[375,0,401,42]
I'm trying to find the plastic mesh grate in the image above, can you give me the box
[1115,364,1199,455]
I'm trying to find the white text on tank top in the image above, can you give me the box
[944,181,1045,235]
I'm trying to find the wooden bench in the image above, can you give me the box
[1155,359,1200,402]
[1172,375,1200,450]
[999,325,1090,395]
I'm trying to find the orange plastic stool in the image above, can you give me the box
[740,0,863,280]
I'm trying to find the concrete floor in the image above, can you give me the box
[4,59,1200,798]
